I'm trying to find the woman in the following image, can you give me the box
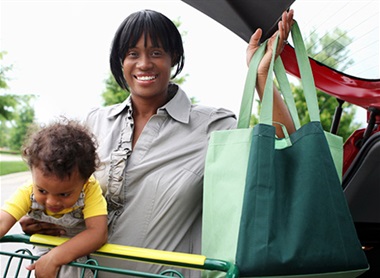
[21,8,294,277]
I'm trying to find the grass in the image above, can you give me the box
[0,161,29,176]
[0,150,29,176]
[0,150,21,155]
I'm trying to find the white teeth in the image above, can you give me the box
[137,76,156,81]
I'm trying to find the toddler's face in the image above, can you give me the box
[31,167,85,214]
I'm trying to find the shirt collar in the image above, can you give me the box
[106,97,131,119]
[159,86,191,124]
[106,86,191,124]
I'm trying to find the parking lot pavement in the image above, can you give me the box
[0,171,35,277]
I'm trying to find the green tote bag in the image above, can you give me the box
[202,36,268,275]
[202,24,338,276]
[235,22,369,277]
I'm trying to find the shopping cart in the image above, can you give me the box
[0,233,239,278]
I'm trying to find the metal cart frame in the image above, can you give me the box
[0,234,239,278]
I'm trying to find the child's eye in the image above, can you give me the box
[38,189,47,194]
[60,193,71,197]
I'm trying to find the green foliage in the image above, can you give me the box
[190,96,199,104]
[101,72,190,107]
[8,95,37,151]
[0,52,11,89]
[102,74,130,106]
[306,28,354,71]
[251,28,359,141]
[0,52,37,150]
[0,161,29,176]
[0,149,21,155]
[0,51,19,121]
[0,120,10,148]
[250,102,260,127]
[0,94,18,120]
[174,74,189,86]
[292,83,360,141]
[298,28,358,141]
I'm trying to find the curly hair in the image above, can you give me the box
[22,119,99,181]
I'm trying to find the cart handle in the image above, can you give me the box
[1,234,239,277]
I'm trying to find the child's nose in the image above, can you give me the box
[46,196,60,206]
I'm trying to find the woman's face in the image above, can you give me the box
[123,35,173,102]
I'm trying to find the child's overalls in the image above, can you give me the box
[29,191,93,278]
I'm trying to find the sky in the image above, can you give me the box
[1,0,379,126]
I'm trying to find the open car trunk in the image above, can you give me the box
[182,1,380,277]
[182,0,380,112]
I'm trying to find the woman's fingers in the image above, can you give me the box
[246,9,295,66]
[19,216,65,236]
[246,28,263,66]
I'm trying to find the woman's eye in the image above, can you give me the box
[127,51,138,58]
[152,50,162,57]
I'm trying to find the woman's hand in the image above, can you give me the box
[19,216,65,236]
[246,9,296,137]
[246,9,294,70]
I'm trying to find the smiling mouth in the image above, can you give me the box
[135,75,157,81]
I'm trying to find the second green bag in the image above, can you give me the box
[201,26,324,273]
[235,22,368,277]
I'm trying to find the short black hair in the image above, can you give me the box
[110,9,185,90]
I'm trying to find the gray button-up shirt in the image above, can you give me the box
[85,86,236,276]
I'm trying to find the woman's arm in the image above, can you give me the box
[247,10,296,137]
[26,215,108,278]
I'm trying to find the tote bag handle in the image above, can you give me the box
[260,22,344,178]
[237,36,297,130]
[260,21,320,127]
[238,21,320,131]
[237,40,266,129]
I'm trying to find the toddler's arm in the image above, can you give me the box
[26,214,108,277]
[0,210,17,238]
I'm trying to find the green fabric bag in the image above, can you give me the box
[201,28,329,272]
[202,40,267,274]
[201,30,310,271]
[235,22,368,277]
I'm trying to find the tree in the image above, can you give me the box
[0,120,10,148]
[101,71,190,106]
[0,51,37,150]
[0,52,19,121]
[8,95,37,151]
[102,74,128,106]
[307,28,354,71]
[101,18,190,106]
[300,28,359,141]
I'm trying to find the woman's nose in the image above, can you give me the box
[137,54,153,69]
